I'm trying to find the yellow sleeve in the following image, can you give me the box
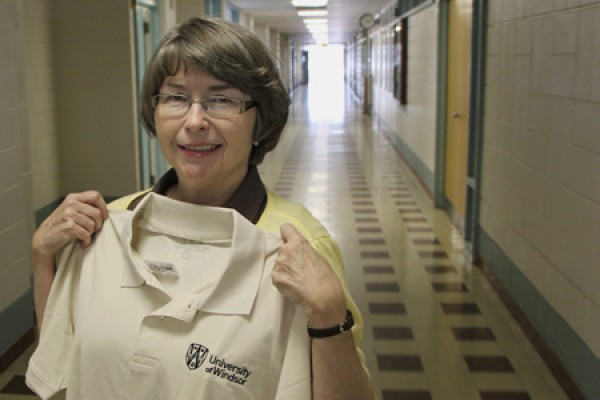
[310,235,368,370]
[257,190,368,371]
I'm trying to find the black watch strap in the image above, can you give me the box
[307,310,354,338]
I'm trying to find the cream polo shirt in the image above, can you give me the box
[26,193,311,400]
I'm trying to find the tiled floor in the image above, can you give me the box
[0,80,574,399]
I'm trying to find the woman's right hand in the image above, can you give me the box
[32,191,109,260]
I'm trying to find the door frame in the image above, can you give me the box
[464,0,487,261]
[134,0,165,189]
[434,0,487,262]
[434,0,449,209]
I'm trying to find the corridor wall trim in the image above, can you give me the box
[479,228,600,399]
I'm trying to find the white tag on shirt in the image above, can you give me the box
[145,261,179,277]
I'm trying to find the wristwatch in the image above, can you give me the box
[307,310,354,338]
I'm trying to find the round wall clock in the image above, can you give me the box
[359,13,375,29]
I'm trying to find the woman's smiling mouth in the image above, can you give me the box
[177,143,222,154]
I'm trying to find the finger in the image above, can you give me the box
[62,194,107,232]
[279,223,304,243]
[78,202,106,232]
[66,191,109,220]
[64,206,100,234]
[68,221,95,247]
[83,190,109,220]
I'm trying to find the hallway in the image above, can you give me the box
[0,82,573,400]
[258,82,572,399]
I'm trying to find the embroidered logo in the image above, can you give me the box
[185,343,252,386]
[186,343,209,370]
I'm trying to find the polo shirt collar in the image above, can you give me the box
[120,192,268,317]
[127,165,267,224]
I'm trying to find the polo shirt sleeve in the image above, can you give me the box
[26,242,82,400]
[275,306,311,400]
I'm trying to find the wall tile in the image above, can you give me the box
[0,221,28,276]
[553,0,582,11]
[0,0,18,30]
[0,260,31,310]
[583,301,600,357]
[0,0,35,341]
[484,0,600,361]
[551,54,577,97]
[552,11,578,54]
[573,100,600,154]
[0,148,21,189]
[0,108,18,150]
[531,16,553,93]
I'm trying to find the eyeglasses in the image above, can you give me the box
[152,93,257,118]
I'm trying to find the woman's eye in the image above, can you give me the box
[210,96,236,104]
[166,94,189,103]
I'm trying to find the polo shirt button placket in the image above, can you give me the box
[183,302,197,322]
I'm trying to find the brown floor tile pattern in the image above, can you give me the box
[372,326,414,340]
[381,391,432,400]
[377,355,424,372]
[479,391,532,400]
[363,266,395,274]
[452,327,497,341]
[441,302,481,315]
[464,356,515,373]
[369,302,407,315]
[365,282,400,293]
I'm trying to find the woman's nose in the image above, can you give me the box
[183,103,209,130]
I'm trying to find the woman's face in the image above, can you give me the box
[154,66,257,204]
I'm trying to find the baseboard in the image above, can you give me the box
[0,328,35,373]
[478,227,597,399]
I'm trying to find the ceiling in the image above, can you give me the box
[228,0,393,44]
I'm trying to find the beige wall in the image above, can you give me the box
[482,0,600,357]
[1,0,139,355]
[371,4,439,180]
[176,0,204,22]
[0,0,35,348]
[24,0,60,210]
[52,0,138,196]
[22,0,139,206]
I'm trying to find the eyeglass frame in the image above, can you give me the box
[151,93,258,118]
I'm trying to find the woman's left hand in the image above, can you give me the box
[272,223,347,327]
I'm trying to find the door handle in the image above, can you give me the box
[451,112,461,118]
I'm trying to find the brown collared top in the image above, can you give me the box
[126,165,267,224]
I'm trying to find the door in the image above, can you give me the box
[444,0,472,221]
[301,50,309,85]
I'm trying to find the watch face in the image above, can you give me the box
[359,13,374,29]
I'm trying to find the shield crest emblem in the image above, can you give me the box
[186,343,209,370]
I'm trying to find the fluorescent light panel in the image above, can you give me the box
[304,18,328,25]
[306,25,328,33]
[298,9,327,17]
[291,0,327,6]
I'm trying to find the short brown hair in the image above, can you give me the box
[140,17,291,165]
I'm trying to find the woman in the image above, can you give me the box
[29,16,374,400]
